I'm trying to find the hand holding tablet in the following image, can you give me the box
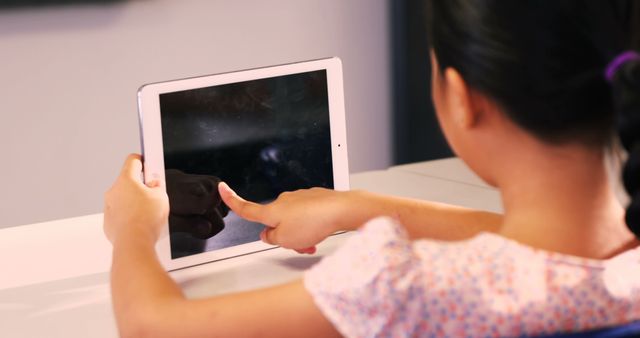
[103,154,169,246]
[137,58,350,270]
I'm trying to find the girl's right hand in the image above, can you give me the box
[218,183,363,254]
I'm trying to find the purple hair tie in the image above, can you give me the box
[605,50,640,82]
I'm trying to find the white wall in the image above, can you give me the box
[0,0,391,228]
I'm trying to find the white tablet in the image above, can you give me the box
[137,57,349,271]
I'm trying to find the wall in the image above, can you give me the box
[0,0,391,228]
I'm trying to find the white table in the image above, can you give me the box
[391,157,491,188]
[0,158,502,338]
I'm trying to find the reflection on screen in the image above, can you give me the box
[160,70,333,259]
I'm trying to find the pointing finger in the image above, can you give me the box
[219,182,269,224]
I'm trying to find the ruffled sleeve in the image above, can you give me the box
[304,217,426,338]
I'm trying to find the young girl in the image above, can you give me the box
[103,1,640,336]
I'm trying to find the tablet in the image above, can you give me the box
[137,57,349,271]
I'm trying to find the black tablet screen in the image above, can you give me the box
[159,70,333,259]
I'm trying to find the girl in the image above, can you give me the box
[103,1,640,336]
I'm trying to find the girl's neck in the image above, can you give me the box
[496,145,638,259]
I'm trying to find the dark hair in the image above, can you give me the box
[425,0,640,237]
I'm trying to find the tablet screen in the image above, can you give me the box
[159,70,334,259]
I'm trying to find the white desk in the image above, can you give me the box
[0,158,502,338]
[391,157,491,188]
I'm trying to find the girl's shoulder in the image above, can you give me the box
[305,217,640,338]
[346,216,640,276]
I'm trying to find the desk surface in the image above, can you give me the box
[391,157,491,188]
[0,158,502,338]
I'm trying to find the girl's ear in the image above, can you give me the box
[443,67,480,129]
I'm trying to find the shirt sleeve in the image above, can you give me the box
[304,217,428,338]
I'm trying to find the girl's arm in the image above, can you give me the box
[110,235,337,337]
[218,184,502,252]
[104,155,339,337]
[349,190,502,240]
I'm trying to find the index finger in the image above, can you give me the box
[218,182,273,225]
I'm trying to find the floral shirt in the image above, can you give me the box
[304,217,640,338]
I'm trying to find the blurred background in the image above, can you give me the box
[0,0,450,229]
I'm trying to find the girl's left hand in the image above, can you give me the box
[103,154,169,246]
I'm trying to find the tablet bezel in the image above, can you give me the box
[137,57,349,271]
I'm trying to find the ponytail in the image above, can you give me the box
[610,52,640,237]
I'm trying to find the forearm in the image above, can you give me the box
[110,229,184,337]
[110,230,339,338]
[344,190,503,240]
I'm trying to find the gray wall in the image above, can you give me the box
[0,0,391,228]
